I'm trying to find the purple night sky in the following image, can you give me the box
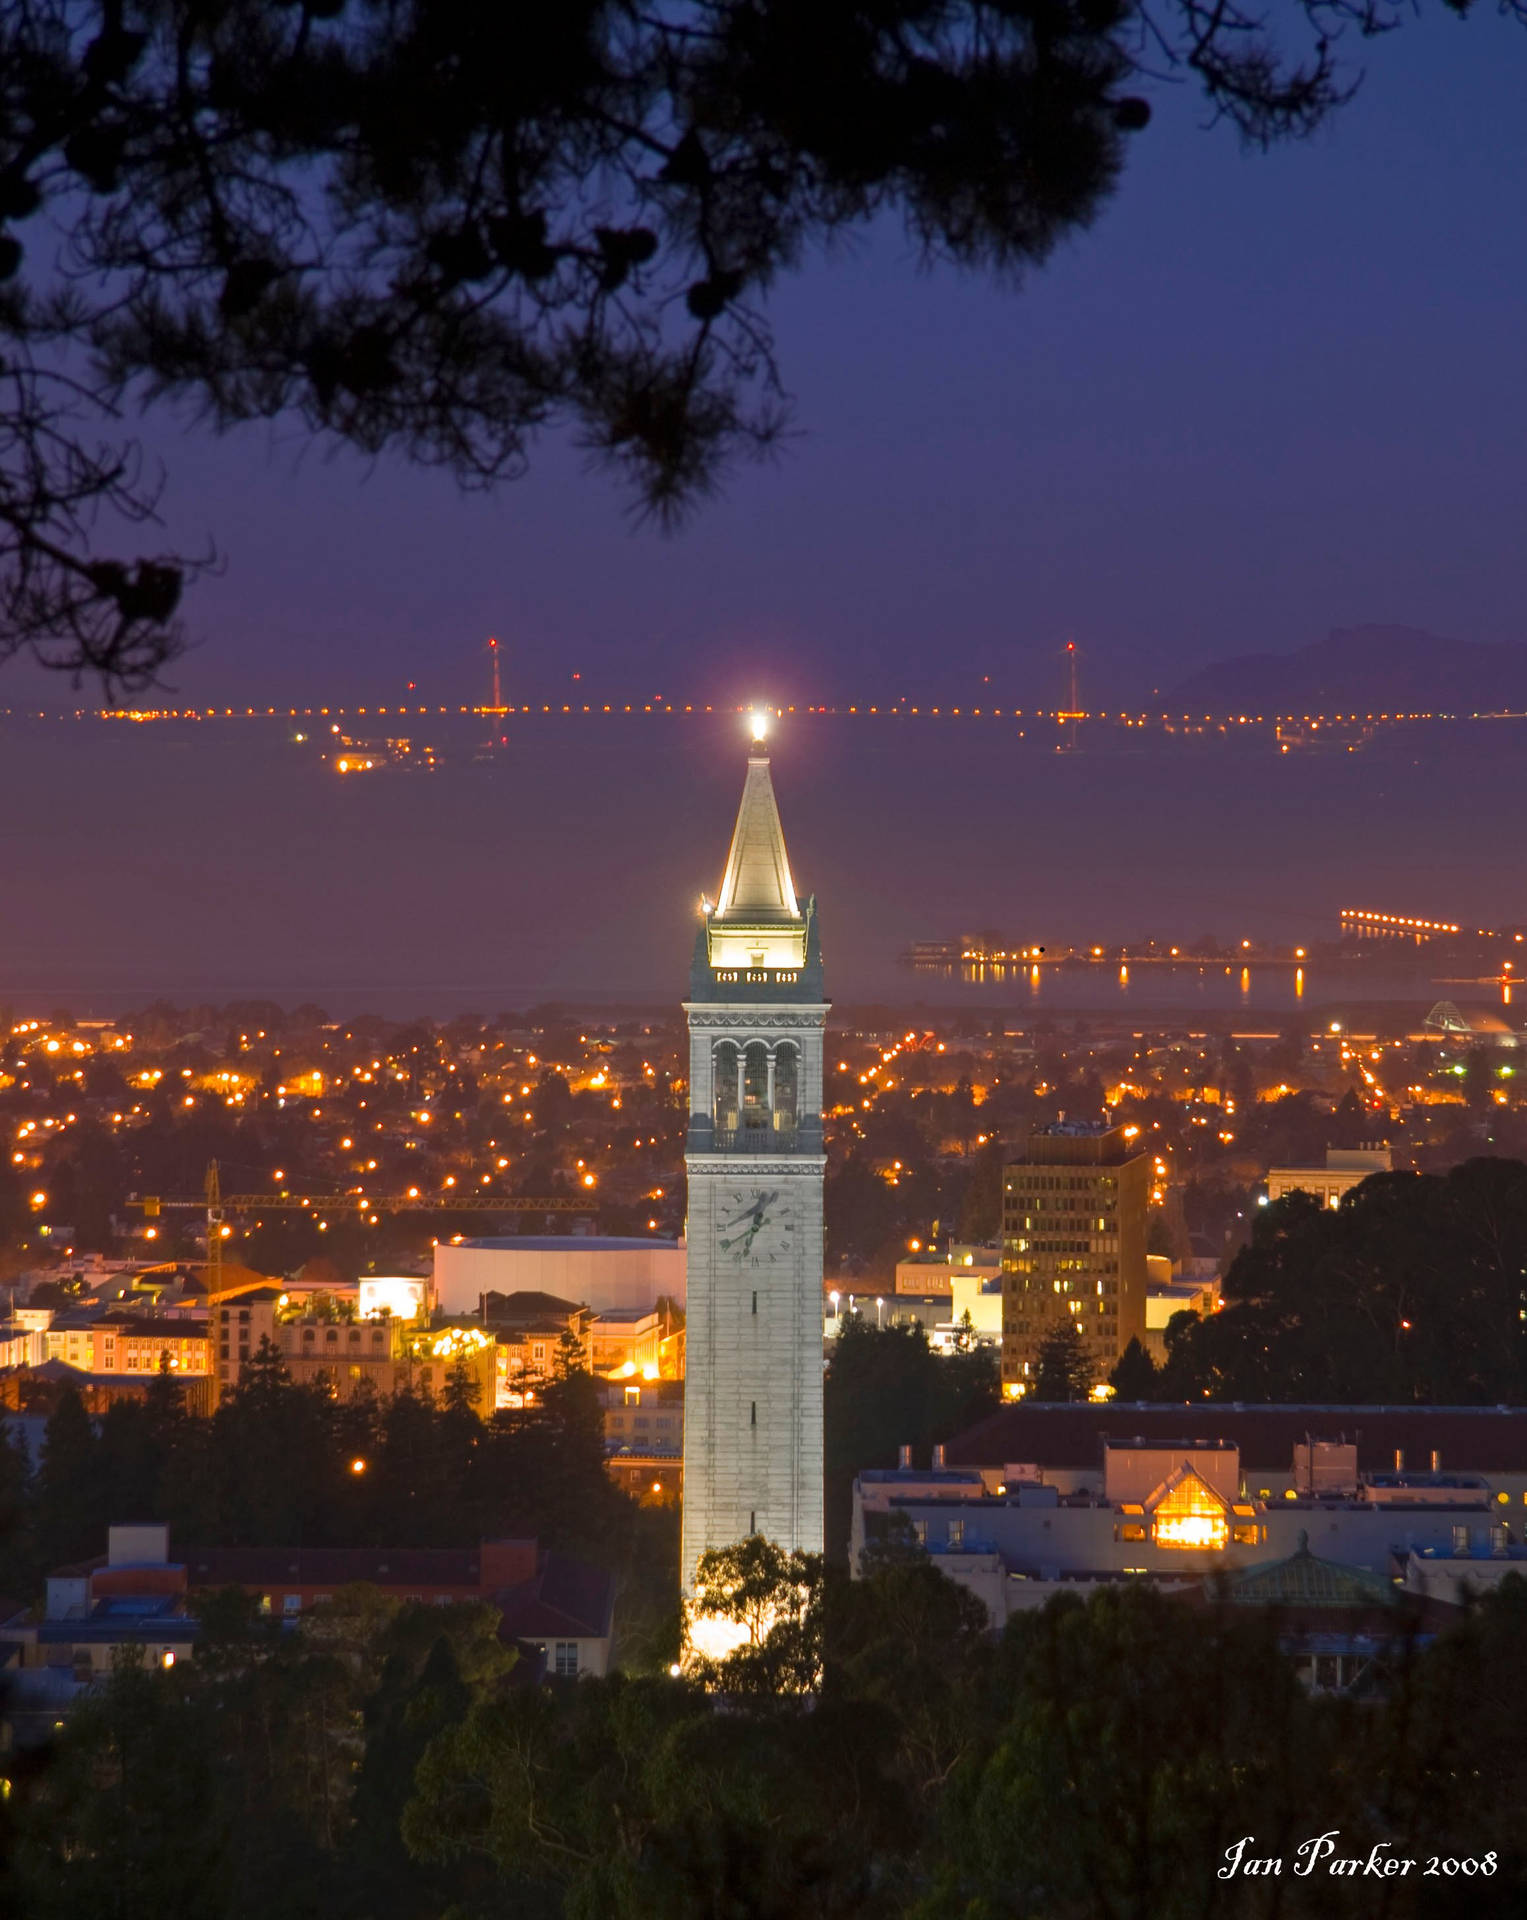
[2,14,1525,1008]
[7,11,1523,712]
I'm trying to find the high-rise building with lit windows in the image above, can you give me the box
[680,725,827,1594]
[1001,1121,1148,1391]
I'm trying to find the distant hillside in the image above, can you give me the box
[1163,624,1527,715]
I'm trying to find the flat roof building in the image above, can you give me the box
[433,1236,684,1318]
[1266,1145,1392,1210]
[1001,1122,1148,1389]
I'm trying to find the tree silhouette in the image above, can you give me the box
[4,0,1510,684]
[1032,1316,1094,1401]
[1108,1333,1159,1401]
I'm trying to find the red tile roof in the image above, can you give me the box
[186,1545,489,1588]
[946,1404,1527,1475]
[496,1552,613,1641]
[181,1541,613,1641]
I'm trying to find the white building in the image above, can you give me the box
[681,727,827,1593]
[894,1241,1001,1296]
[433,1235,685,1317]
[851,1440,1508,1631]
[943,1267,1002,1345]
[1266,1145,1392,1210]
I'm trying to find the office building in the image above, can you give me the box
[1001,1120,1148,1388]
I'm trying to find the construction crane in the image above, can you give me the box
[205,1159,225,1290]
[129,1161,593,1247]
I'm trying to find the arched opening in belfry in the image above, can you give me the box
[773,1043,799,1133]
[741,1041,771,1129]
[713,1041,740,1131]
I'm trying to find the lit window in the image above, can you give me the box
[1151,1469,1230,1551]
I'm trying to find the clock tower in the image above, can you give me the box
[681,723,827,1594]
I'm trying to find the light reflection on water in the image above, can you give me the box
[1,709,1524,1015]
[907,959,1514,1015]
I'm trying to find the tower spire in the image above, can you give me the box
[714,742,799,922]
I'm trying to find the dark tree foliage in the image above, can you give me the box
[5,1337,642,1593]
[824,1318,998,1563]
[826,1537,995,1802]
[1108,1330,1158,1399]
[35,1382,101,1568]
[10,1588,517,1920]
[1161,1158,1527,1404]
[1032,1313,1093,1400]
[685,1532,823,1693]
[9,1549,1527,1916]
[915,1582,1356,1920]
[407,1666,913,1920]
[3,0,1515,685]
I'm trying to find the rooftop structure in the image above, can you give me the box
[944,1402,1527,1499]
[434,1235,685,1317]
[851,1429,1511,1659]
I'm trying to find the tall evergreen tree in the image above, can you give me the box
[1032,1319,1094,1402]
[0,1416,34,1596]
[1108,1335,1159,1402]
[37,1385,100,1568]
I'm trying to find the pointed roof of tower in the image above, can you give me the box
[714,746,799,922]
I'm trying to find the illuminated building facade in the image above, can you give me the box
[1001,1121,1148,1389]
[850,1430,1502,1634]
[45,1311,210,1377]
[680,729,827,1593]
[1265,1144,1391,1209]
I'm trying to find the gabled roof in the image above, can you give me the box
[495,1551,614,1641]
[1218,1533,1396,1609]
[186,1546,487,1588]
[483,1290,587,1325]
[714,747,799,922]
[1147,1462,1228,1514]
[91,1313,208,1336]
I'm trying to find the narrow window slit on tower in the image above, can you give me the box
[750,1401,757,1426]
[752,1291,757,1315]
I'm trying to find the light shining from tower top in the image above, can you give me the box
[749,710,769,743]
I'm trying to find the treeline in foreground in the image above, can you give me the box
[0,1340,684,1672]
[0,1323,1000,1596]
[1116,1158,1527,1405]
[3,1552,1524,1920]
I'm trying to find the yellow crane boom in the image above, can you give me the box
[131,1191,592,1215]
[128,1159,595,1229]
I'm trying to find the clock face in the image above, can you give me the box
[715,1188,796,1267]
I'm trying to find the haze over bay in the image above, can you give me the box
[4,711,1521,1014]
